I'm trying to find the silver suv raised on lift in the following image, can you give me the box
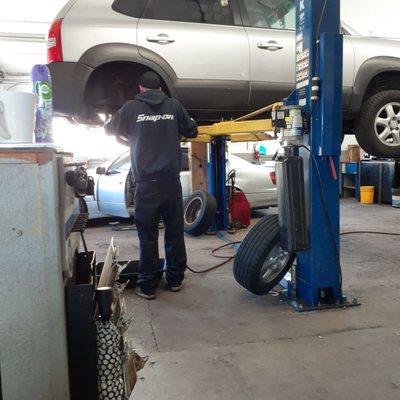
[48,0,400,158]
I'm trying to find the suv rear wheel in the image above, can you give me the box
[83,62,169,125]
[357,90,400,158]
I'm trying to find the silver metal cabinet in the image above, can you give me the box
[0,145,79,400]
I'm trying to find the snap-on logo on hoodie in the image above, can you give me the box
[137,113,175,123]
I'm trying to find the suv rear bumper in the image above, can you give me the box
[48,61,94,118]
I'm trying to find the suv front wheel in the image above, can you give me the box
[356,90,400,158]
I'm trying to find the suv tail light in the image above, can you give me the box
[47,19,63,63]
[270,171,277,186]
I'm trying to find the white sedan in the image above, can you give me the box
[84,151,277,219]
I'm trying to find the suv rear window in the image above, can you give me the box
[112,0,148,18]
[143,0,234,26]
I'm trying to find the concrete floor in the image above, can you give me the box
[85,199,400,400]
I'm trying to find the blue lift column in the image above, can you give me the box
[284,0,358,310]
[208,137,230,231]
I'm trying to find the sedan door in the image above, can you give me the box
[137,0,250,111]
[97,153,131,218]
[238,0,296,109]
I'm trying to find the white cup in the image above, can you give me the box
[0,91,35,143]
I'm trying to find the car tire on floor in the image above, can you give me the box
[233,214,295,295]
[183,190,217,236]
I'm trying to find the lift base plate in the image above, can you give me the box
[279,290,361,312]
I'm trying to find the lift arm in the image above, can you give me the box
[185,103,283,143]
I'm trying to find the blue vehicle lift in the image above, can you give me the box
[280,0,359,310]
[193,0,359,311]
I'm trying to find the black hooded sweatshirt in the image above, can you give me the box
[105,91,198,182]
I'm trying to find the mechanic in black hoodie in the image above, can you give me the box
[105,71,198,299]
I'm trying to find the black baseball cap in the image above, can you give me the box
[139,71,161,90]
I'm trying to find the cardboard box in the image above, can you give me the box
[348,144,361,162]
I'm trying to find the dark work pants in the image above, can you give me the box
[135,179,187,291]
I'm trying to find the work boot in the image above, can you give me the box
[135,287,156,300]
[169,283,183,292]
